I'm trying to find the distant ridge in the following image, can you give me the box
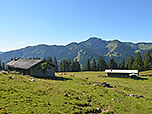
[0,52,3,55]
[0,37,152,66]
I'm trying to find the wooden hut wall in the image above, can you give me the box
[108,73,130,78]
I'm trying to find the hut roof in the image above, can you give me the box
[105,69,138,74]
[6,58,44,70]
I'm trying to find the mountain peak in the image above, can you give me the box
[66,42,78,47]
[111,39,121,43]
[0,38,152,64]
[87,37,102,41]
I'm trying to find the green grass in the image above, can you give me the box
[139,70,152,76]
[0,71,152,114]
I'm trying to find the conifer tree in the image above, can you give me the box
[132,52,143,71]
[125,56,134,69]
[119,58,125,69]
[59,61,63,72]
[62,59,66,71]
[67,59,71,72]
[108,57,117,69]
[144,51,151,70]
[91,58,97,71]
[71,59,80,72]
[71,61,76,72]
[53,57,58,72]
[65,60,69,72]
[98,56,107,71]
[75,59,81,71]
[47,56,53,63]
[84,58,90,71]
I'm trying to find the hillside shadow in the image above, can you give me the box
[30,76,72,81]
[131,77,148,80]
[51,76,72,81]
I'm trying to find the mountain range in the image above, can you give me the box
[0,37,152,66]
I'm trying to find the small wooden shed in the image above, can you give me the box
[6,58,56,78]
[105,69,138,78]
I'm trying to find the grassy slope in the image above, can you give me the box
[0,71,152,114]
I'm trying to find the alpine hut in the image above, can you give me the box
[105,69,139,78]
[6,58,56,78]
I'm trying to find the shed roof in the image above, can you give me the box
[6,58,44,70]
[105,69,138,74]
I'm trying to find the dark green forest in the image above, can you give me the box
[0,51,152,72]
[54,50,152,72]
[1,50,152,72]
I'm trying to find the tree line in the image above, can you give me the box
[33,50,152,72]
[0,50,152,72]
[59,50,152,72]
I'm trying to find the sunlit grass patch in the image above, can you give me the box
[0,70,152,113]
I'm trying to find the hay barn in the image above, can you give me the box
[6,58,55,78]
[105,69,138,78]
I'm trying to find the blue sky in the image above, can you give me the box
[0,0,152,51]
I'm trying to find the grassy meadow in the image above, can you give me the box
[0,71,152,114]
